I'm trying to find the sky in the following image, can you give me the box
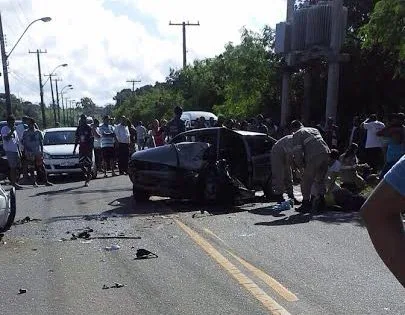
[1,0,287,107]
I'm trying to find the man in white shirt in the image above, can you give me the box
[1,115,23,189]
[15,116,30,183]
[361,114,385,172]
[115,116,130,175]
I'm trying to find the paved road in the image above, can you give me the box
[0,175,404,315]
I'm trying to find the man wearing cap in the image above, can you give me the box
[291,120,330,213]
[115,116,130,175]
[73,114,94,186]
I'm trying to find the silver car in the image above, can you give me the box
[43,127,96,177]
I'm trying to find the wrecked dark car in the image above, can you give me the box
[128,127,276,204]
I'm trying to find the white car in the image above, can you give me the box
[180,111,218,130]
[43,127,97,177]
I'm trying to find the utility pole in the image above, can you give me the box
[0,13,12,116]
[280,0,294,127]
[126,79,141,92]
[29,49,47,128]
[65,97,70,125]
[61,93,65,126]
[169,21,200,68]
[44,73,57,126]
[54,78,62,123]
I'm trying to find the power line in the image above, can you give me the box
[169,21,200,68]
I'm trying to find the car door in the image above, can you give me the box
[245,135,274,188]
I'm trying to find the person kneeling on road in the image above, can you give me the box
[269,134,301,204]
[291,120,330,213]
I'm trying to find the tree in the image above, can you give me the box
[80,97,97,116]
[361,0,405,77]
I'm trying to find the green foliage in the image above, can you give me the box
[360,0,405,76]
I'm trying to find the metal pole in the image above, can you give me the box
[61,93,65,126]
[303,69,312,125]
[0,12,12,115]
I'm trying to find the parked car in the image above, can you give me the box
[180,111,218,130]
[43,127,97,177]
[0,185,16,233]
[128,127,276,203]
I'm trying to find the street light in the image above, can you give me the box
[60,85,73,126]
[43,63,68,126]
[0,14,52,115]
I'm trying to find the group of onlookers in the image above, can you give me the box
[1,115,52,189]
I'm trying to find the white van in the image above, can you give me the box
[180,111,218,130]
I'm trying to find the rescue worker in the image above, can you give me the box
[291,120,331,213]
[270,134,300,203]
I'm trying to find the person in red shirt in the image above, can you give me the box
[152,119,165,147]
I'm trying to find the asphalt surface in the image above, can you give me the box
[0,174,404,315]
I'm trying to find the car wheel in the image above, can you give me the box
[0,187,16,233]
[133,186,150,202]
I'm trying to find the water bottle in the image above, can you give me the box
[272,199,294,211]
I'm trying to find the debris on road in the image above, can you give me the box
[18,289,27,294]
[135,248,158,260]
[105,244,120,251]
[13,216,41,226]
[102,283,125,290]
[70,228,93,240]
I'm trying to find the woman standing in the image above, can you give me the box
[152,119,165,147]
[127,119,137,155]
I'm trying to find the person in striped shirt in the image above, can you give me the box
[99,115,117,178]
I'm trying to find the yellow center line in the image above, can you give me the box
[175,219,291,315]
[203,228,298,302]
[227,251,298,302]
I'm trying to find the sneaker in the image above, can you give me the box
[45,182,53,187]
[84,181,89,187]
[33,182,39,188]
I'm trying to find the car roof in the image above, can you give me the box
[44,127,77,132]
[181,111,218,120]
[178,127,266,137]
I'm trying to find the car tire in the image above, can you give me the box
[0,187,16,233]
[133,186,150,202]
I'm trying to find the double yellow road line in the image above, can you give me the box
[175,219,297,315]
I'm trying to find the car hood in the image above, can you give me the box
[43,144,75,156]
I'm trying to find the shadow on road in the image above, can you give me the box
[254,211,364,227]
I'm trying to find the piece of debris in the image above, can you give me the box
[105,244,120,251]
[13,217,41,226]
[135,248,158,260]
[80,240,92,244]
[32,248,38,251]
[113,283,125,288]
[18,288,27,294]
[102,284,109,290]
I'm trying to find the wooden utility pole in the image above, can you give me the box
[126,79,141,92]
[54,78,62,123]
[0,12,12,115]
[29,49,47,128]
[44,73,57,126]
[169,21,200,68]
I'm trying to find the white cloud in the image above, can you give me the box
[0,0,286,108]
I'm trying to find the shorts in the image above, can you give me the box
[25,152,44,167]
[102,147,115,161]
[79,152,93,167]
[5,151,20,168]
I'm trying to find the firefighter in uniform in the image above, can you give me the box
[270,134,298,203]
[291,120,331,213]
